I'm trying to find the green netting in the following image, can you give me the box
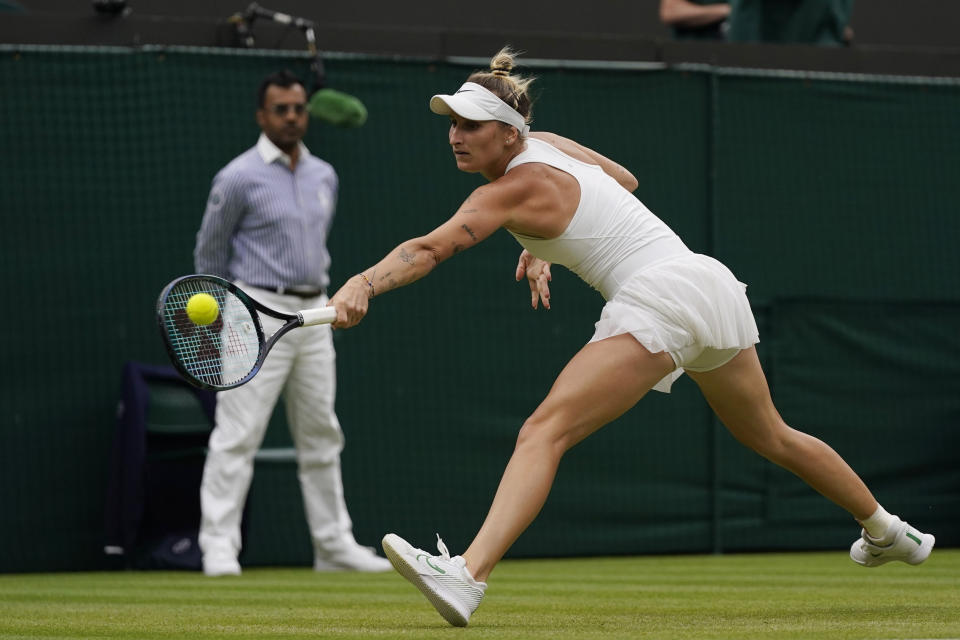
[1,46,958,572]
[714,73,960,302]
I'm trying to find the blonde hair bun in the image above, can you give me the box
[464,46,535,124]
[490,48,515,77]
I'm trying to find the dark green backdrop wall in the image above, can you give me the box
[1,47,957,572]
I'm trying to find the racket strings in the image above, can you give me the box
[160,279,261,387]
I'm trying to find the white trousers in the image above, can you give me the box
[198,288,352,558]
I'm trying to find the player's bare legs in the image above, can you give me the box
[381,345,931,627]
[462,334,676,582]
[685,347,878,519]
[686,346,934,567]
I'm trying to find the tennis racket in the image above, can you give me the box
[156,274,337,391]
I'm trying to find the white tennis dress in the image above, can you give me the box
[506,138,759,392]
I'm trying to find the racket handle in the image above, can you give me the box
[298,307,338,326]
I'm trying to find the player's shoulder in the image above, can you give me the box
[484,164,554,208]
[498,160,561,189]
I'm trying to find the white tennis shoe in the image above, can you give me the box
[202,548,241,577]
[381,533,486,627]
[313,535,392,572]
[850,518,935,567]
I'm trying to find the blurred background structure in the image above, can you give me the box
[1,0,960,74]
[1,1,958,573]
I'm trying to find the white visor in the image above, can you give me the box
[430,82,530,136]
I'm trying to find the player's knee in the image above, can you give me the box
[747,423,803,465]
[516,414,575,458]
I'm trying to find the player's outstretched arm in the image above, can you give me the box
[330,184,516,328]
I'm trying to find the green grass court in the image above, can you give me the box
[2,550,957,639]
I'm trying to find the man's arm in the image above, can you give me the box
[660,0,730,28]
[193,170,245,276]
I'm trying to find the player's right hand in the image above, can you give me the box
[329,274,372,328]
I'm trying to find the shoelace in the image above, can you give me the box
[435,533,452,560]
[433,534,485,591]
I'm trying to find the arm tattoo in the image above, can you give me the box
[452,243,465,254]
[398,247,416,264]
[461,224,478,242]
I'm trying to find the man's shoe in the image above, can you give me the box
[202,549,241,577]
[314,536,392,572]
[850,518,935,567]
[381,533,486,627]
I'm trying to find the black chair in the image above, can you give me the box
[104,362,215,569]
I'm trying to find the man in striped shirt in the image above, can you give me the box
[193,70,390,577]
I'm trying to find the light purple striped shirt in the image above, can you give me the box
[194,133,338,290]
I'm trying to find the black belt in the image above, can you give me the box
[253,284,326,298]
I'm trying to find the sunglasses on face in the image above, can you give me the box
[269,103,307,116]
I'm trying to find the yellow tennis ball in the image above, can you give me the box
[186,292,220,325]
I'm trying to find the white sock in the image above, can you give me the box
[858,505,897,541]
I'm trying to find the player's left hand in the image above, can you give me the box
[515,249,552,310]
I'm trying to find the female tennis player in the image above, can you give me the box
[327,48,935,626]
